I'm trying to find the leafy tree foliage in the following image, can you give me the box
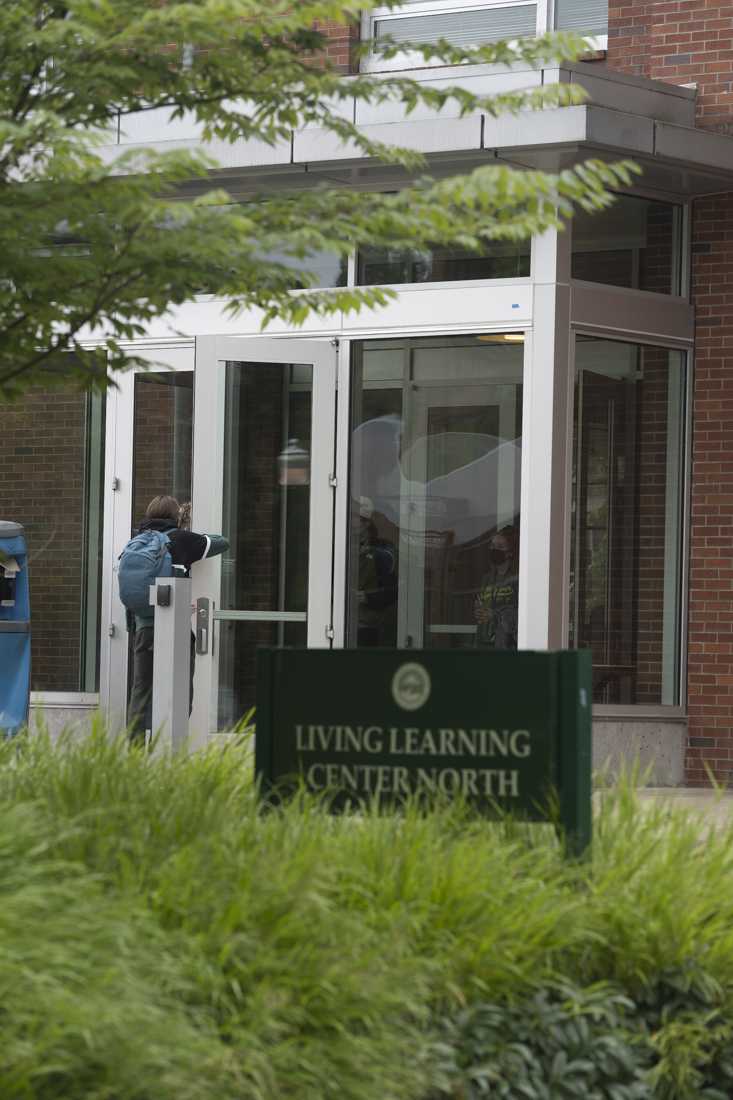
[0,1,636,394]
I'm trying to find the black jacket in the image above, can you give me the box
[133,518,229,628]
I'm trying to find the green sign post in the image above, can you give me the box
[255,649,592,855]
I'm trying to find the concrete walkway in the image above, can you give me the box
[634,788,733,829]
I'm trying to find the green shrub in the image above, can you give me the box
[431,983,652,1099]
[2,727,733,1098]
[0,728,432,1100]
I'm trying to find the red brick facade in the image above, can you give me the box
[315,17,360,73]
[608,2,733,782]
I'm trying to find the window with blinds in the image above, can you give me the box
[555,0,607,35]
[373,3,538,49]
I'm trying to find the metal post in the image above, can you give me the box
[150,576,192,752]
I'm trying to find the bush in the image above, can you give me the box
[431,983,652,1099]
[2,726,733,1098]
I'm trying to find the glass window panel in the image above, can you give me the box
[358,242,530,286]
[220,362,312,614]
[570,337,686,705]
[348,335,523,652]
[132,372,193,530]
[257,247,347,289]
[214,361,314,731]
[0,388,105,692]
[556,0,607,33]
[571,195,683,295]
[129,371,194,716]
[218,620,306,731]
[375,4,537,46]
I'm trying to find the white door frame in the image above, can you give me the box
[189,335,338,744]
[99,343,196,729]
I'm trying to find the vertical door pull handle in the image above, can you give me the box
[196,598,210,655]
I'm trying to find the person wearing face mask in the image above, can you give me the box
[474,526,518,650]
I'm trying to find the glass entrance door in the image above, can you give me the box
[191,337,337,741]
[347,335,524,651]
[101,348,195,731]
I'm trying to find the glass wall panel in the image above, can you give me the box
[358,242,530,285]
[571,195,683,296]
[128,371,194,716]
[0,388,105,692]
[218,621,306,732]
[220,363,311,615]
[348,334,523,650]
[132,372,193,530]
[570,337,686,705]
[258,247,347,289]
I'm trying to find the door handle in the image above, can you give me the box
[196,597,210,655]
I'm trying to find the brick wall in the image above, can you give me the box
[0,390,90,691]
[686,192,733,783]
[608,2,733,781]
[316,17,360,73]
[608,2,733,133]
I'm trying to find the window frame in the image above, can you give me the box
[569,190,686,299]
[361,0,607,72]
[568,330,692,718]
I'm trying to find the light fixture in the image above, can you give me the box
[277,438,310,486]
[477,333,525,344]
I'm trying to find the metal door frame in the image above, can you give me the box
[99,343,196,730]
[189,335,338,745]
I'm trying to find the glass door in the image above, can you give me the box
[191,337,337,741]
[402,376,522,648]
[101,348,194,730]
[347,335,524,652]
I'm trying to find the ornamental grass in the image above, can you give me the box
[1,723,732,1099]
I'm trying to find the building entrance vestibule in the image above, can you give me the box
[191,333,526,738]
[100,315,690,742]
[102,332,529,740]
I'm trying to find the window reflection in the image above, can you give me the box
[358,243,530,286]
[132,373,193,530]
[571,195,683,296]
[348,335,523,650]
[570,338,686,705]
[0,388,105,691]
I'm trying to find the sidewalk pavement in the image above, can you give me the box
[630,788,733,829]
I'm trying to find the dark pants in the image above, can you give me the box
[127,626,196,745]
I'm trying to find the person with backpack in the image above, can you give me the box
[119,495,229,744]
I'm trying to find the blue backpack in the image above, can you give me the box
[118,529,176,615]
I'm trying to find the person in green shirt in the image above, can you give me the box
[474,526,518,650]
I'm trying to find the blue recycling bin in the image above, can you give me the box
[0,521,31,737]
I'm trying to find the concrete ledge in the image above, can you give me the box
[29,704,96,740]
[593,716,687,786]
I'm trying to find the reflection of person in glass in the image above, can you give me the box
[474,526,518,650]
[357,496,397,646]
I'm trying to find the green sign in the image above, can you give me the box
[255,649,592,854]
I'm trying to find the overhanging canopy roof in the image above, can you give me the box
[101,61,733,199]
